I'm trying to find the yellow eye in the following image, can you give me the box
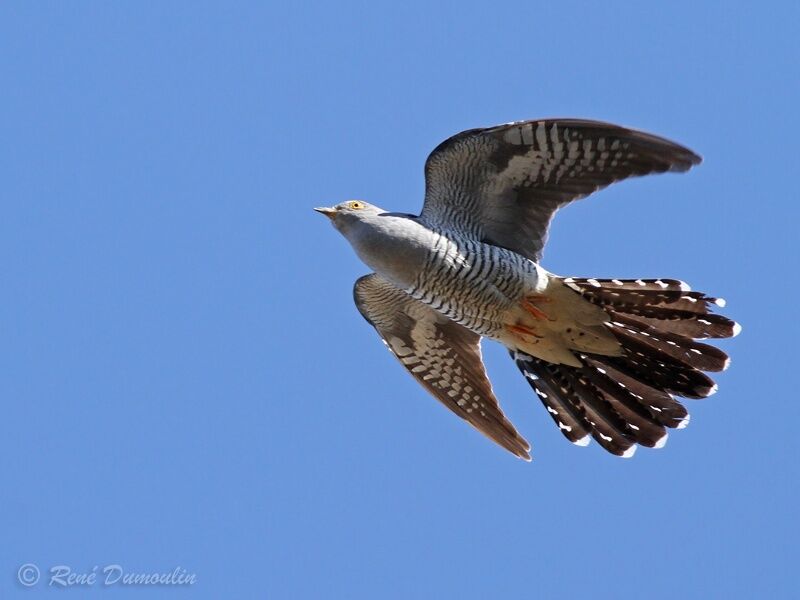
[348,201,365,210]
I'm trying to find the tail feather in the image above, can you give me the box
[564,277,690,305]
[578,362,668,447]
[512,352,636,456]
[563,277,724,311]
[597,353,712,399]
[650,292,724,314]
[582,358,690,429]
[609,313,729,372]
[512,353,592,446]
[509,276,738,457]
[564,277,737,338]
[610,307,738,339]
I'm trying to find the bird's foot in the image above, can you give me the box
[506,324,544,340]
[522,295,554,321]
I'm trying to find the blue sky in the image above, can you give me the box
[1,2,797,598]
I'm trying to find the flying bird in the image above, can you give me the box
[316,119,739,460]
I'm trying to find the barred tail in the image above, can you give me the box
[510,277,739,457]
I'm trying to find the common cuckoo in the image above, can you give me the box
[316,119,739,460]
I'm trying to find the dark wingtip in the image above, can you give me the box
[669,148,702,172]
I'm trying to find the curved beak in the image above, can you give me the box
[314,206,337,219]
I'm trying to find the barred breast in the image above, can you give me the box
[405,229,539,337]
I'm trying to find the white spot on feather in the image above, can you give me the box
[389,336,413,357]
[621,445,637,458]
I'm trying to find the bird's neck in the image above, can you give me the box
[344,216,434,290]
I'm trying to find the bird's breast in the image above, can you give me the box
[407,234,539,334]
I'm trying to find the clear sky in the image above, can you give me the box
[1,2,797,598]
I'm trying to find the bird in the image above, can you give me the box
[315,118,739,461]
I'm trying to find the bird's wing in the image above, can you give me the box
[421,119,701,261]
[354,273,531,460]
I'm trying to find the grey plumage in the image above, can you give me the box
[316,119,739,460]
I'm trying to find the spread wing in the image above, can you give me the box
[421,119,701,262]
[354,273,531,460]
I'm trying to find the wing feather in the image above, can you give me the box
[354,273,531,460]
[422,119,701,261]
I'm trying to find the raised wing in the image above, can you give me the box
[421,119,701,261]
[354,273,530,460]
